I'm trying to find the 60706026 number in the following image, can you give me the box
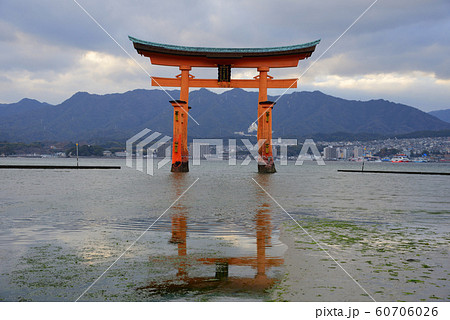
[375,307,438,317]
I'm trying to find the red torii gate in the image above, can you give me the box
[129,36,320,173]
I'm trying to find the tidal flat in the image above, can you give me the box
[271,218,449,302]
[1,158,449,301]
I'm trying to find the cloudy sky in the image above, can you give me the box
[0,0,449,111]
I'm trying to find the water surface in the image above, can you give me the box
[0,158,448,301]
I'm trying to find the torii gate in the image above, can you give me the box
[129,36,320,173]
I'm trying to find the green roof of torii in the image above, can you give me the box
[129,36,320,58]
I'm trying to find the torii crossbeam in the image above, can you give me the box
[129,36,320,173]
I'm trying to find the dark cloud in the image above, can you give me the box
[0,0,109,50]
[0,0,449,109]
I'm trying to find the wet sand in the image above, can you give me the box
[271,219,449,302]
[271,224,371,301]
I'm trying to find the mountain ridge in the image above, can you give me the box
[1,88,449,142]
[429,109,450,123]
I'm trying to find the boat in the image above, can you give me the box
[391,154,410,163]
[364,155,380,162]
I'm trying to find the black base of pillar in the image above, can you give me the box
[171,161,189,172]
[258,163,276,173]
[215,262,229,280]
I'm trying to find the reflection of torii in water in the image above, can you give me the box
[137,175,283,295]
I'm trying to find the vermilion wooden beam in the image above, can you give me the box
[197,257,284,267]
[146,53,310,68]
[152,76,297,88]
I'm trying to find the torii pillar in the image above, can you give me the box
[170,66,191,172]
[257,67,276,173]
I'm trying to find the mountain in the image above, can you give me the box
[429,109,450,123]
[0,98,51,117]
[274,91,450,136]
[1,88,449,143]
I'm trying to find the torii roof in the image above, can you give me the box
[129,36,320,68]
[129,36,320,59]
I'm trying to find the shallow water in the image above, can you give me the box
[0,157,449,301]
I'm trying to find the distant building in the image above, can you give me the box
[188,143,211,159]
[336,147,349,160]
[323,146,337,160]
[353,146,364,158]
